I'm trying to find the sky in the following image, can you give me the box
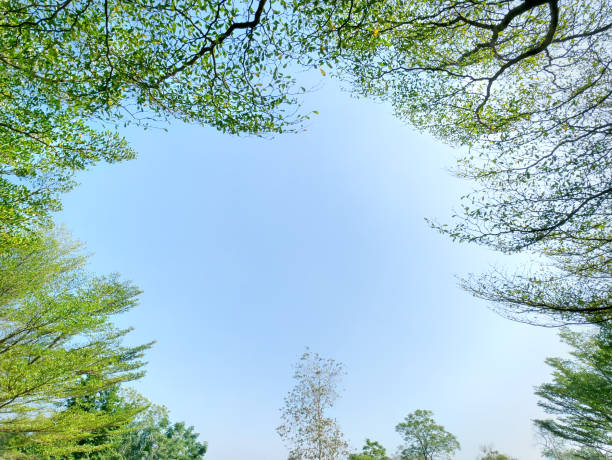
[56,78,569,460]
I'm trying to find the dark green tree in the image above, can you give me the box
[535,326,611,456]
[395,410,460,460]
[64,384,147,459]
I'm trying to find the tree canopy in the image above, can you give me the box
[348,439,392,460]
[395,409,460,460]
[293,0,612,326]
[113,398,207,460]
[535,325,612,456]
[3,1,610,327]
[0,231,151,457]
[63,385,148,459]
[0,0,309,242]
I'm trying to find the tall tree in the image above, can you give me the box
[294,0,612,326]
[534,326,611,456]
[395,410,460,460]
[0,231,151,457]
[277,349,348,460]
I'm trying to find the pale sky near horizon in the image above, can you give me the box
[56,78,571,460]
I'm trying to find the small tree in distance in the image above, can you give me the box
[396,410,460,460]
[349,439,392,460]
[277,348,348,460]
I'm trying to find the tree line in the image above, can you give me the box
[0,0,609,457]
[278,347,610,459]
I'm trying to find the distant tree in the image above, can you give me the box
[277,349,348,460]
[0,231,151,457]
[349,439,392,460]
[535,326,611,456]
[477,445,517,460]
[395,410,460,460]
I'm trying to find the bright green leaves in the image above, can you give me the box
[0,0,309,241]
[110,0,303,134]
[0,232,151,457]
[116,401,208,459]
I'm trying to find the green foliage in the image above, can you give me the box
[277,349,348,460]
[294,0,612,326]
[348,439,392,460]
[3,2,610,327]
[540,431,609,460]
[535,326,612,456]
[0,0,308,240]
[63,385,148,459]
[543,445,608,460]
[0,231,151,458]
[39,386,207,460]
[395,410,460,460]
[114,401,207,460]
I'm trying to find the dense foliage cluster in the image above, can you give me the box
[0,0,308,242]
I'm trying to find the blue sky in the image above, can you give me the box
[57,79,567,460]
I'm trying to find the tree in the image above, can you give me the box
[277,349,348,460]
[26,386,208,460]
[294,0,612,326]
[534,326,611,456]
[539,430,608,460]
[0,0,310,241]
[0,231,151,457]
[349,439,392,460]
[395,410,460,460]
[477,445,517,460]
[115,399,207,460]
[64,384,147,459]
